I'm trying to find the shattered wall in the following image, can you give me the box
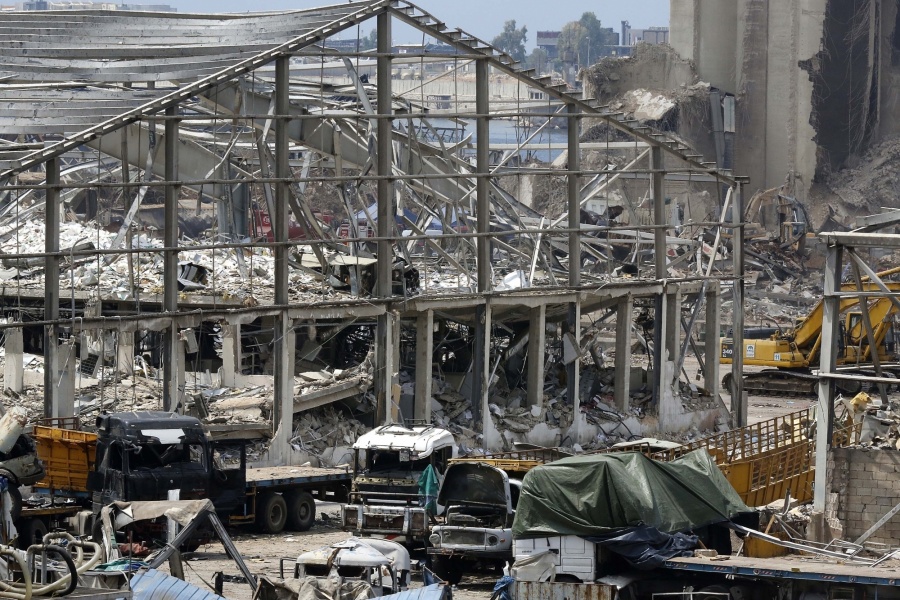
[827,448,900,545]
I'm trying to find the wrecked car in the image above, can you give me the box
[428,462,520,584]
[293,536,410,597]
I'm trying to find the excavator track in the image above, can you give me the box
[721,369,896,397]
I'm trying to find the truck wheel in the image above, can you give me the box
[18,518,48,549]
[431,555,464,586]
[256,493,287,534]
[285,491,316,532]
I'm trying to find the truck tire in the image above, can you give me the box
[430,555,464,586]
[18,517,48,549]
[285,491,316,532]
[256,493,287,534]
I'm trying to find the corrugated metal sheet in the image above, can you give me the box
[130,568,227,600]
[514,582,615,600]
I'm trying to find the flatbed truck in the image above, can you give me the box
[18,412,351,542]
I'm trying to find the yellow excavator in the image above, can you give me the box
[721,267,900,395]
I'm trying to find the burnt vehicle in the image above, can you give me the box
[427,462,520,584]
[87,411,350,535]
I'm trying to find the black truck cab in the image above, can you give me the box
[87,411,245,515]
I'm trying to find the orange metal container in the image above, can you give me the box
[31,426,97,494]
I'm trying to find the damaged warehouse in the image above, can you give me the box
[0,1,744,462]
[0,2,897,600]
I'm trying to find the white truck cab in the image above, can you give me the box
[342,424,456,544]
[295,536,411,596]
[513,535,598,582]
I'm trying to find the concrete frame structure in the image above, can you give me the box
[813,231,900,511]
[0,1,744,462]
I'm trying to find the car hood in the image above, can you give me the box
[437,462,510,509]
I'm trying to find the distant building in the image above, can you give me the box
[621,21,669,46]
[536,31,560,60]
[21,1,175,10]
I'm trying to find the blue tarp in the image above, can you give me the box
[378,584,449,600]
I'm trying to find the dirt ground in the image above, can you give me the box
[155,502,497,600]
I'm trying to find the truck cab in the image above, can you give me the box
[341,424,456,544]
[87,411,244,516]
[428,462,520,584]
[295,537,410,597]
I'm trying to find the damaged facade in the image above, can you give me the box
[0,2,743,467]
[669,0,900,228]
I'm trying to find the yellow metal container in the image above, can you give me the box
[31,426,97,494]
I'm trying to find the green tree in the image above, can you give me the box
[491,20,528,62]
[557,22,583,65]
[526,47,548,75]
[358,28,377,51]
[559,13,618,67]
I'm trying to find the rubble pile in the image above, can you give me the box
[0,220,333,305]
[828,137,900,214]
[289,406,369,467]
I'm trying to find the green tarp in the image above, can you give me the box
[512,449,751,538]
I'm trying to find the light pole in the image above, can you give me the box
[585,36,591,67]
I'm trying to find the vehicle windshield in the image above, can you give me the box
[362,450,431,475]
[128,442,206,471]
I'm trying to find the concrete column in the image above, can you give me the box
[814,243,843,511]
[3,327,23,393]
[731,183,746,426]
[374,11,395,425]
[163,106,181,413]
[567,104,581,432]
[220,321,239,387]
[271,55,293,465]
[704,283,721,399]
[665,290,682,386]
[117,330,134,376]
[614,295,634,412]
[471,57,491,424]
[414,310,434,422]
[481,302,499,449]
[390,313,401,424]
[527,305,547,408]
[651,144,667,405]
[568,301,582,440]
[52,340,76,418]
[43,156,60,418]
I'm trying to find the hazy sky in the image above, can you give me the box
[166,1,670,48]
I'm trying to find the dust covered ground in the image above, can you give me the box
[154,503,497,600]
